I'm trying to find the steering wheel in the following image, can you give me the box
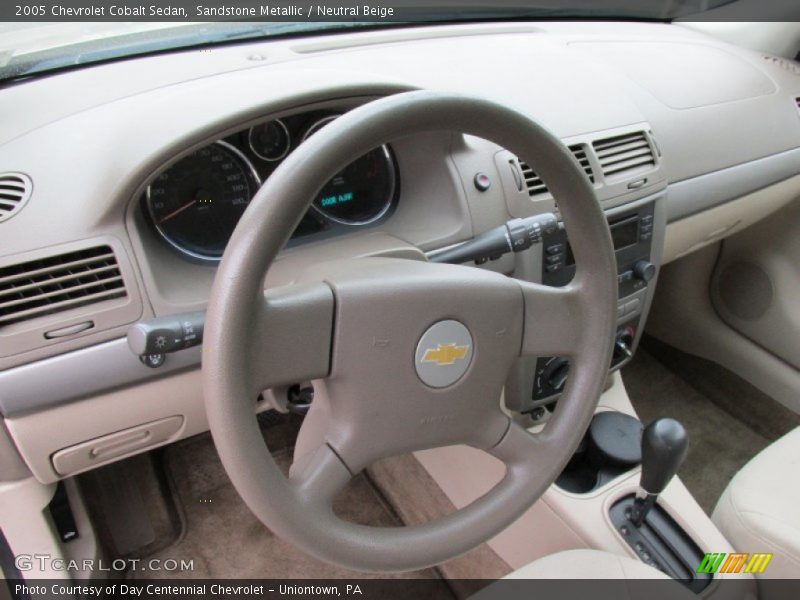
[202,90,617,572]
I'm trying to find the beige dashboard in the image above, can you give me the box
[1,21,799,483]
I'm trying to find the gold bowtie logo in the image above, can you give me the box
[422,343,470,366]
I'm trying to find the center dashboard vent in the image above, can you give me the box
[518,144,594,197]
[0,173,32,224]
[592,131,656,179]
[0,246,127,327]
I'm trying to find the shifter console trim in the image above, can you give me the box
[610,495,712,592]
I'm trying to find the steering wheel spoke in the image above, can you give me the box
[289,443,353,509]
[519,280,586,358]
[249,282,335,393]
[489,418,546,465]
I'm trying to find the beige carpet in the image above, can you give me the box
[622,340,799,514]
[368,454,511,597]
[136,428,454,597]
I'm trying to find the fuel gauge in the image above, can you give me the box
[248,119,291,162]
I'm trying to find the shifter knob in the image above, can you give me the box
[629,418,689,527]
[640,418,689,495]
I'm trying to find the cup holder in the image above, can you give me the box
[555,411,643,494]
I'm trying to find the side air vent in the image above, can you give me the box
[570,145,595,183]
[795,97,800,114]
[0,246,127,327]
[518,145,594,197]
[592,132,656,179]
[0,173,32,224]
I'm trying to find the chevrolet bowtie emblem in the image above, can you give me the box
[421,343,470,366]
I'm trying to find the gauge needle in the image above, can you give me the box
[158,199,197,224]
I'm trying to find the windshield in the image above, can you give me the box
[0,1,739,83]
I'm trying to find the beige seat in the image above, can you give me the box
[713,427,800,579]
[475,549,694,600]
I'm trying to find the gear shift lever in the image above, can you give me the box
[629,418,689,527]
[609,417,709,590]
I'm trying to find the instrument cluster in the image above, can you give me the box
[143,110,398,262]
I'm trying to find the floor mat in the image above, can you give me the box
[137,428,453,596]
[622,342,797,515]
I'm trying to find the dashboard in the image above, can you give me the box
[0,21,799,483]
[143,110,398,262]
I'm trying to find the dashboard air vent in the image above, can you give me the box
[0,246,127,327]
[592,132,655,179]
[518,145,594,197]
[570,145,595,182]
[0,173,32,224]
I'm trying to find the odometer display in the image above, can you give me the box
[304,116,396,225]
[312,148,396,225]
[146,142,259,261]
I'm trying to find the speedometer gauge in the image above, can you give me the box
[146,141,260,261]
[303,116,397,225]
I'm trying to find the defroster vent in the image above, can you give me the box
[0,246,127,327]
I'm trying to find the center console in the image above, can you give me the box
[506,194,664,414]
[561,411,712,592]
[415,191,751,595]
[413,370,752,598]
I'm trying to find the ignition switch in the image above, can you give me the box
[614,327,636,362]
[287,384,314,416]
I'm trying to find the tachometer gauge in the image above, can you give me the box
[302,116,397,226]
[146,141,260,262]
[248,119,291,162]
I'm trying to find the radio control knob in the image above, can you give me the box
[633,260,656,282]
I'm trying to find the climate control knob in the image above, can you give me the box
[633,260,656,282]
